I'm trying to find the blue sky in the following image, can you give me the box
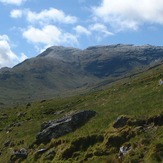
[0,0,163,68]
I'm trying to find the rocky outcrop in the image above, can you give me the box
[36,110,96,143]
[113,113,163,129]
[106,113,163,149]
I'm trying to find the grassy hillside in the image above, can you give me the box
[0,63,163,163]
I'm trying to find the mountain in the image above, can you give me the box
[0,44,163,107]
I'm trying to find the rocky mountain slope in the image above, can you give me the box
[0,44,163,107]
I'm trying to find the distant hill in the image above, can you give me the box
[0,44,163,107]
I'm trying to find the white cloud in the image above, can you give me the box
[23,25,78,48]
[27,8,77,24]
[92,0,163,31]
[0,0,25,5]
[10,9,23,18]
[89,23,114,35]
[0,35,27,68]
[74,25,91,36]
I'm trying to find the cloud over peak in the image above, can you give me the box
[0,35,27,68]
[23,25,78,49]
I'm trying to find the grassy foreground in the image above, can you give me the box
[0,64,163,163]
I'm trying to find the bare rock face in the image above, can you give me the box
[36,110,96,143]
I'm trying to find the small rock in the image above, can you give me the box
[17,112,26,118]
[159,79,163,85]
[16,148,27,155]
[118,144,131,158]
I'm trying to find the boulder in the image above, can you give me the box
[113,116,130,128]
[10,148,28,162]
[36,110,96,143]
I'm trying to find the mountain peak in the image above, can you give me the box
[37,46,81,62]
[39,46,81,57]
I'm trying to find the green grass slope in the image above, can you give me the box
[0,64,163,163]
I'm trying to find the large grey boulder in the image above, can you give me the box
[36,110,96,143]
